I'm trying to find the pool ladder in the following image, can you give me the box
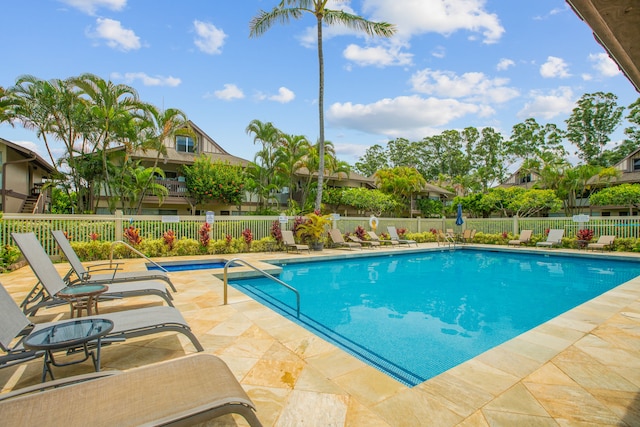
[223,258,300,317]
[108,240,177,292]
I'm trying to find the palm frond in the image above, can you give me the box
[323,10,396,37]
[249,7,303,38]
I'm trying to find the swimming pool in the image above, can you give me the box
[146,258,230,272]
[230,249,640,386]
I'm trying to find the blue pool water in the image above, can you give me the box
[230,250,640,386]
[146,259,229,272]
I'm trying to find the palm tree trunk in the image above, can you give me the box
[314,16,325,211]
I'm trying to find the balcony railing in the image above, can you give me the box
[156,179,188,197]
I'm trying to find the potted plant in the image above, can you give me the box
[295,211,332,251]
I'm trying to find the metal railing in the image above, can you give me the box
[223,257,300,317]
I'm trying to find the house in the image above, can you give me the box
[94,121,250,215]
[498,167,541,189]
[588,147,640,216]
[0,138,55,213]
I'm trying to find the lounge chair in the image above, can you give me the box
[437,229,454,246]
[0,282,203,373]
[457,229,471,243]
[588,235,616,251]
[387,226,418,247]
[11,233,173,316]
[348,234,380,248]
[536,229,564,248]
[0,353,260,426]
[367,231,399,246]
[281,230,310,253]
[328,229,361,250]
[51,230,177,292]
[508,230,533,246]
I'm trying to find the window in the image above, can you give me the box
[520,174,532,184]
[633,158,640,171]
[176,136,195,153]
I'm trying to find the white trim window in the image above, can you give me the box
[176,136,195,153]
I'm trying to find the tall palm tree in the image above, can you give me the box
[275,133,310,205]
[250,1,396,211]
[134,104,189,213]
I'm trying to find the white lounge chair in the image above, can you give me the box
[587,235,616,251]
[536,229,564,248]
[508,230,532,246]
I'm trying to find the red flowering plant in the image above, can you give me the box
[199,222,211,247]
[576,229,594,241]
[397,227,408,238]
[163,229,176,251]
[270,220,283,243]
[124,225,142,246]
[242,228,253,250]
[354,225,367,240]
[225,234,233,246]
[89,232,99,241]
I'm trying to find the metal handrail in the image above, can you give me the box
[223,258,300,317]
[108,240,169,273]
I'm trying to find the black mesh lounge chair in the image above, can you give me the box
[51,230,177,292]
[281,230,310,253]
[0,353,260,426]
[0,282,204,375]
[387,226,418,247]
[329,229,361,250]
[11,233,173,316]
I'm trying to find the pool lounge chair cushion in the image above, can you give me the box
[588,235,616,251]
[348,235,380,248]
[281,230,310,253]
[387,226,418,247]
[367,231,399,245]
[536,229,564,248]
[329,229,361,250]
[51,230,177,292]
[0,353,261,426]
[11,232,174,316]
[508,230,533,246]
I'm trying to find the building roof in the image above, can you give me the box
[566,0,640,92]
[0,137,56,173]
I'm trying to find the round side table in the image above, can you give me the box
[57,284,109,318]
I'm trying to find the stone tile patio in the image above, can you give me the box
[1,243,640,426]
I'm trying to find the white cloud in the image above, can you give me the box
[213,84,244,101]
[269,87,295,103]
[517,87,575,120]
[540,56,571,78]
[496,58,515,71]
[193,20,226,55]
[111,72,181,87]
[343,44,413,67]
[589,52,620,77]
[327,95,481,139]
[334,143,369,161]
[59,0,126,15]
[410,69,519,103]
[90,18,141,51]
[362,0,505,44]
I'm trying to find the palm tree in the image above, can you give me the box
[250,1,396,211]
[134,105,189,213]
[275,133,310,205]
[245,119,283,210]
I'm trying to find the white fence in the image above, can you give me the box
[3,212,640,255]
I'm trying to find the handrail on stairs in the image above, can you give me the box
[223,257,300,318]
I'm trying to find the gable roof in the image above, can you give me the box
[566,0,640,92]
[0,137,56,173]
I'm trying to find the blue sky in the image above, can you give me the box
[1,0,638,168]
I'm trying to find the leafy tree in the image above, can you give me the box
[275,133,310,205]
[600,97,640,165]
[122,165,169,213]
[469,127,509,192]
[478,187,525,217]
[183,156,246,210]
[565,92,624,165]
[415,198,444,217]
[245,119,282,209]
[590,183,640,215]
[250,0,396,210]
[326,187,398,216]
[374,166,426,215]
[354,144,389,176]
[509,189,562,217]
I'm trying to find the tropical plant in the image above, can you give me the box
[183,155,246,210]
[295,211,331,244]
[250,0,396,210]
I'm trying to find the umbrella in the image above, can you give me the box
[455,203,464,226]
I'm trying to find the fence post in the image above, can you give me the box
[115,210,123,241]
[513,215,519,235]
